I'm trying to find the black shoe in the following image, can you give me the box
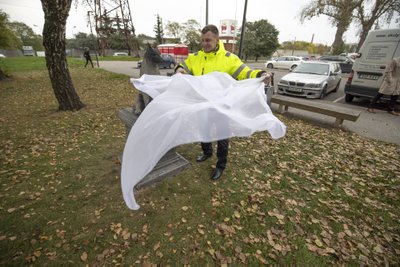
[211,168,224,180]
[196,154,212,162]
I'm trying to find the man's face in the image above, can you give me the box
[201,31,219,53]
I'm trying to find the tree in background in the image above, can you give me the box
[353,0,400,50]
[41,0,84,111]
[182,19,201,51]
[0,10,22,49]
[300,0,362,55]
[308,43,329,55]
[165,21,184,42]
[280,41,329,56]
[8,21,44,51]
[154,14,164,45]
[240,19,279,61]
[67,32,97,50]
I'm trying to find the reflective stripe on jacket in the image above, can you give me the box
[178,41,262,80]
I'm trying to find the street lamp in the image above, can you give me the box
[72,26,76,38]
[205,0,208,25]
[33,24,42,36]
[238,0,248,59]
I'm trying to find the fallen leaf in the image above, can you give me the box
[207,248,215,257]
[33,250,41,258]
[307,244,318,252]
[7,208,16,213]
[80,252,88,262]
[273,244,282,251]
[373,245,383,253]
[315,239,323,247]
[153,242,160,251]
[325,247,336,254]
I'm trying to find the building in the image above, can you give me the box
[219,19,238,53]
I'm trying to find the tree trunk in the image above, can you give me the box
[331,21,348,55]
[0,69,8,81]
[41,0,85,111]
[357,20,376,51]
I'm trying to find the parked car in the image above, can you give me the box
[277,61,342,99]
[137,54,176,69]
[22,46,35,56]
[339,52,359,59]
[318,55,354,73]
[0,53,6,58]
[113,52,129,56]
[265,56,306,70]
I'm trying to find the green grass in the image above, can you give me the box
[0,57,84,73]
[0,57,399,265]
[0,56,139,75]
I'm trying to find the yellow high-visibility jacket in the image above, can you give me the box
[177,41,265,80]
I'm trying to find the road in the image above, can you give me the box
[99,61,400,145]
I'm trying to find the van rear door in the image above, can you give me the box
[352,30,400,89]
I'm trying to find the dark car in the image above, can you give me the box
[318,55,354,73]
[137,54,176,69]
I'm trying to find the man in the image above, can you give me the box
[175,24,271,180]
[367,57,400,116]
[83,47,94,68]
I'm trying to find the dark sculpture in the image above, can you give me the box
[134,44,164,115]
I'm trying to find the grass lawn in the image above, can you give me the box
[0,57,399,265]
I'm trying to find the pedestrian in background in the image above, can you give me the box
[83,47,94,68]
[367,57,400,116]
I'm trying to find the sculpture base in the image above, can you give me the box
[117,107,191,189]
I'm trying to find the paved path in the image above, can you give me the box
[99,61,400,146]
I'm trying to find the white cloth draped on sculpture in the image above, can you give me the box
[122,72,287,210]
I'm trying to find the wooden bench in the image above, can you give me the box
[271,94,360,127]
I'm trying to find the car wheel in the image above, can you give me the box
[333,80,341,92]
[345,94,354,103]
[291,65,297,70]
[267,63,273,69]
[169,62,175,69]
[320,85,327,99]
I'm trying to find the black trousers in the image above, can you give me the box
[201,139,229,169]
[85,58,94,68]
[368,93,399,112]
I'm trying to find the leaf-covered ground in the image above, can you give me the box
[0,67,399,266]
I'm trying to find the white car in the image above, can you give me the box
[265,56,306,70]
[277,61,342,99]
[0,53,6,58]
[113,52,128,56]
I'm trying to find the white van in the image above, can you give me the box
[22,46,35,56]
[344,28,400,102]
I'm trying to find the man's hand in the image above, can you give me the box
[175,67,187,74]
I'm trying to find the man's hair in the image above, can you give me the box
[201,24,219,36]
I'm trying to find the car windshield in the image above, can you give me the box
[292,63,329,75]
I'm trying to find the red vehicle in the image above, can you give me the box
[157,44,188,63]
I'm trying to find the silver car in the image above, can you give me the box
[265,56,306,70]
[277,61,342,99]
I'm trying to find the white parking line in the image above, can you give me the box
[333,96,345,103]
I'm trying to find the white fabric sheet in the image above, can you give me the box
[122,72,287,210]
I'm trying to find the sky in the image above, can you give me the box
[0,0,371,45]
